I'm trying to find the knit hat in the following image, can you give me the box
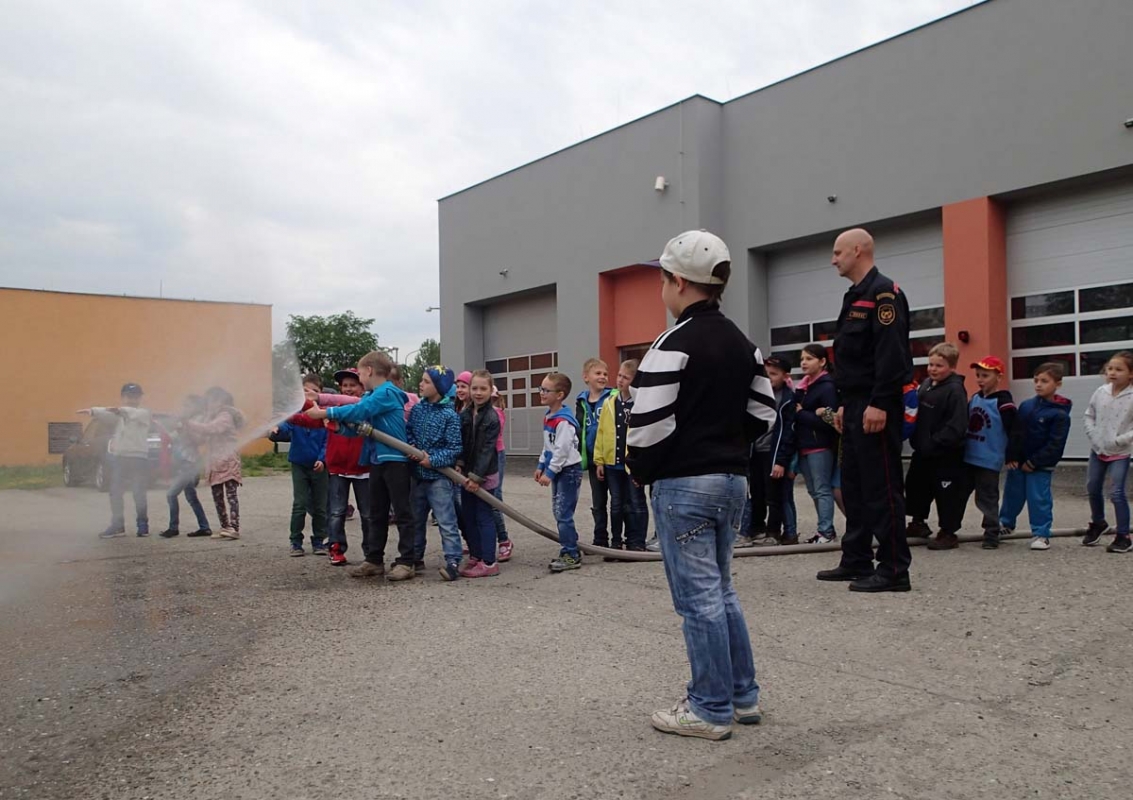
[426,366,456,397]
[457,370,472,385]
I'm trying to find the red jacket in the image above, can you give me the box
[289,400,367,476]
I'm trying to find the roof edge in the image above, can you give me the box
[0,286,272,308]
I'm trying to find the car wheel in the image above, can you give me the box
[94,461,108,492]
[63,459,78,487]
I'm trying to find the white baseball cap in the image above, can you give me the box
[658,230,731,285]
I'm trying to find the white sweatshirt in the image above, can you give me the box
[92,406,152,458]
[1083,383,1133,457]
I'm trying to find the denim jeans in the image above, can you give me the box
[1000,469,1054,538]
[492,450,509,542]
[552,465,583,556]
[652,473,759,726]
[1087,453,1130,535]
[166,463,210,531]
[799,449,836,536]
[328,474,371,553]
[461,490,498,565]
[109,455,149,532]
[782,474,798,537]
[412,478,463,565]
[606,467,648,548]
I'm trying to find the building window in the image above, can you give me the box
[619,343,652,364]
[48,422,83,455]
[483,350,558,449]
[1009,282,1133,380]
[771,324,810,348]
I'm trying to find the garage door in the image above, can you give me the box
[1006,179,1133,458]
[766,219,945,384]
[483,290,558,456]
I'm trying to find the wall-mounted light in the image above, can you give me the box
[425,306,440,313]
[958,330,971,344]
[499,269,509,278]
[1124,118,1133,129]
[827,195,837,203]
[654,176,669,192]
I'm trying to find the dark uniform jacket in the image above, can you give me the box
[833,266,913,404]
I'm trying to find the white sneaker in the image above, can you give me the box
[733,702,763,725]
[645,537,661,553]
[1029,537,1050,551]
[651,698,732,741]
[219,527,239,540]
[806,533,836,545]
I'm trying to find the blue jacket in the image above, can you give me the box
[326,382,409,465]
[575,388,613,469]
[406,397,462,481]
[270,420,327,467]
[1006,394,1073,471]
[794,373,839,452]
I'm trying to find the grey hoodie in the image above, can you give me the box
[92,406,152,458]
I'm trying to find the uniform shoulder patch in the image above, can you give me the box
[878,304,897,325]
[876,291,896,300]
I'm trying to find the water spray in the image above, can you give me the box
[347,422,1084,561]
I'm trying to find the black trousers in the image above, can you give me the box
[905,450,967,534]
[366,461,416,566]
[749,449,785,534]
[588,465,610,546]
[839,395,912,578]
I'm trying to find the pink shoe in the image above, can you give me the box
[464,560,500,578]
[498,539,513,562]
[458,557,481,576]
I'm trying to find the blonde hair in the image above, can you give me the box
[582,358,607,375]
[620,359,639,376]
[928,342,960,367]
[470,369,493,387]
[358,350,394,376]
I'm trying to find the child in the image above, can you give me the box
[961,356,1016,550]
[308,351,418,581]
[794,344,839,544]
[80,382,153,538]
[905,343,970,550]
[159,394,212,538]
[184,387,244,539]
[738,355,798,547]
[626,229,777,741]
[1082,351,1133,553]
[594,359,649,553]
[389,364,421,422]
[1000,362,1073,550]
[491,386,513,561]
[536,372,583,572]
[576,358,615,547]
[270,373,329,556]
[457,370,503,577]
[407,366,464,580]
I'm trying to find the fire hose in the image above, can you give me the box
[349,422,1086,562]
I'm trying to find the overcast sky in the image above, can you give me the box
[0,0,975,355]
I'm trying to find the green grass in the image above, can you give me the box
[242,451,290,477]
[0,464,65,490]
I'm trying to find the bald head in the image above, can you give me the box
[832,228,876,284]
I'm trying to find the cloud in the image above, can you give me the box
[0,0,974,354]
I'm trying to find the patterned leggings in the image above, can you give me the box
[211,480,240,531]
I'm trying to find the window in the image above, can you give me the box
[771,324,810,347]
[909,335,946,359]
[619,343,652,364]
[530,352,554,369]
[486,359,507,375]
[909,307,946,331]
[1009,282,1133,379]
[484,350,559,450]
[812,320,838,340]
[507,356,529,372]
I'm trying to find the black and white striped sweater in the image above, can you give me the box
[625,301,777,485]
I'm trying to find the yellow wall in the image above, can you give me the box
[0,288,274,466]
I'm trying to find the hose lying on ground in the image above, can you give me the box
[348,422,1086,562]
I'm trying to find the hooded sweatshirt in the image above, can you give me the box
[185,406,245,485]
[326,381,409,465]
[1006,394,1073,471]
[1083,382,1133,458]
[539,407,581,478]
[910,372,969,458]
[91,406,152,459]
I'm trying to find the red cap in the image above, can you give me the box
[970,356,1006,374]
[334,367,360,384]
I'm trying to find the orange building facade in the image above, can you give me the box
[0,288,274,466]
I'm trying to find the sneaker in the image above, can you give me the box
[414,560,427,572]
[549,552,582,573]
[348,561,384,578]
[311,541,328,556]
[387,563,415,581]
[1107,535,1133,554]
[290,543,305,556]
[645,537,661,553]
[159,528,179,538]
[733,703,763,725]
[1083,521,1109,547]
[459,557,481,576]
[759,534,787,547]
[99,526,126,539]
[210,530,225,539]
[187,529,212,538]
[328,543,348,566]
[981,531,999,550]
[650,698,732,741]
[498,539,514,562]
[439,562,461,581]
[734,535,757,549]
[926,531,959,550]
[806,533,836,545]
[1029,537,1051,551]
[464,560,500,578]
[136,529,150,538]
[219,528,239,540]
[905,519,932,539]
[779,534,799,546]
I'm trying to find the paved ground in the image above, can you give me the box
[1,461,1130,800]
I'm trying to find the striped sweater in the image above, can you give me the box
[625,300,778,485]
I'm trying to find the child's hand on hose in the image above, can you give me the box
[416,453,431,468]
[464,478,481,493]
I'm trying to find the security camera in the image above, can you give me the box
[499,269,509,277]
[827,195,837,203]
[654,176,669,192]
[1125,118,1133,129]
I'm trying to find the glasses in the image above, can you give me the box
[538,387,556,394]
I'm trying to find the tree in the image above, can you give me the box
[404,338,441,392]
[284,311,380,387]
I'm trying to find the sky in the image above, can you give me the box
[0,0,977,356]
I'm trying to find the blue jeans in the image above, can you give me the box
[492,450,509,542]
[652,473,759,726]
[606,467,648,548]
[1087,454,1130,535]
[328,474,371,553]
[782,474,798,537]
[461,489,498,565]
[552,465,583,556]
[1000,469,1053,538]
[799,449,836,536]
[412,478,463,565]
[166,463,210,531]
[109,455,149,532]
